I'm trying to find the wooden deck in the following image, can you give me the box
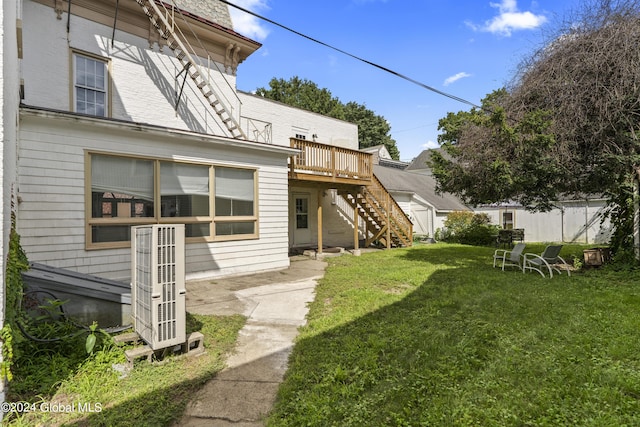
[288,138,373,186]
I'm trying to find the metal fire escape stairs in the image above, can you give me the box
[133,0,246,139]
[342,175,413,248]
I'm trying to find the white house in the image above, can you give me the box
[406,149,613,244]
[362,145,469,238]
[474,199,612,245]
[0,1,416,404]
[4,0,412,290]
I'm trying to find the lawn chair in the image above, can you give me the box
[523,245,571,278]
[493,242,526,272]
[511,228,525,243]
[496,229,513,248]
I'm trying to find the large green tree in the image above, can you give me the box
[255,76,400,159]
[430,0,640,256]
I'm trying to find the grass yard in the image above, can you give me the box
[6,313,245,426]
[267,243,640,426]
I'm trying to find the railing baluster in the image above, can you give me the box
[288,138,373,182]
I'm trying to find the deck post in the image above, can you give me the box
[317,190,323,255]
[353,193,360,256]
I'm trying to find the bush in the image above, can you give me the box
[439,211,498,246]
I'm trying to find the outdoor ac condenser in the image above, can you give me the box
[131,224,186,350]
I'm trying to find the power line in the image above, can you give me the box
[219,0,482,109]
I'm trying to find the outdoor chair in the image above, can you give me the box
[496,229,513,248]
[511,228,525,243]
[493,242,526,272]
[522,245,571,278]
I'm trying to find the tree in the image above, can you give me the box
[430,0,640,256]
[343,102,399,159]
[255,76,344,119]
[431,90,562,210]
[255,77,401,159]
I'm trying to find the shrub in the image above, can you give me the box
[440,211,498,246]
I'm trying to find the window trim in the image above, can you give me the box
[85,151,259,249]
[71,49,111,117]
[500,209,515,230]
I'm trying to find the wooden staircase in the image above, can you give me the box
[342,174,413,248]
[133,0,246,139]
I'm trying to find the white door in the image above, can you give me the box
[293,194,312,246]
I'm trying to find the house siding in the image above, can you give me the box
[475,200,611,244]
[1,0,21,408]
[288,187,357,249]
[239,92,359,149]
[18,112,291,281]
[22,1,240,137]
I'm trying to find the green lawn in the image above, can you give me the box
[268,243,640,426]
[7,313,245,426]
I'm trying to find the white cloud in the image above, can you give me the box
[469,0,547,36]
[421,140,440,150]
[443,72,472,86]
[228,0,271,41]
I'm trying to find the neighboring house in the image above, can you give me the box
[406,148,612,244]
[373,163,470,237]
[359,145,469,237]
[2,0,412,289]
[474,199,612,245]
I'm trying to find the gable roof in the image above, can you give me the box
[374,164,469,212]
[405,148,452,174]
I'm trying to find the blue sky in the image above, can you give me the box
[228,0,580,161]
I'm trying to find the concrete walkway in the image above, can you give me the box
[175,257,327,426]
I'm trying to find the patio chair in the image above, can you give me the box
[496,229,513,248]
[522,245,571,278]
[511,228,525,243]
[493,242,526,272]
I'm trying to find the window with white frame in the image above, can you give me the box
[73,52,108,117]
[501,211,514,229]
[87,153,258,248]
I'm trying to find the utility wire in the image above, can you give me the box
[219,0,482,109]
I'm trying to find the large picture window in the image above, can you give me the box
[73,52,108,117]
[87,153,258,248]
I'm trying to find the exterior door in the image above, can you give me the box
[292,193,312,246]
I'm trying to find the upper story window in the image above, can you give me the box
[73,52,108,117]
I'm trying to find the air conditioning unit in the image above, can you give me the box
[131,224,186,350]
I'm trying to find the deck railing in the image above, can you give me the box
[289,138,372,184]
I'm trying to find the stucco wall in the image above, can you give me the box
[289,187,357,249]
